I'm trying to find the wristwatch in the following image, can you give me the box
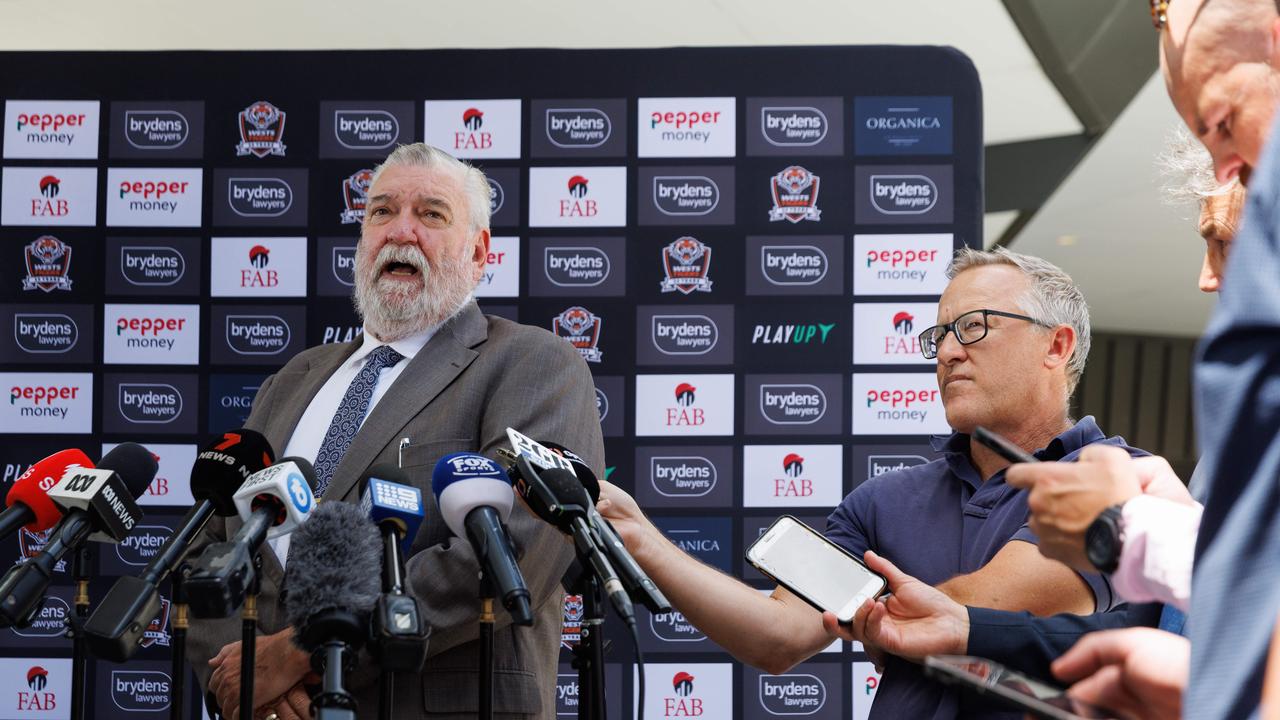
[1085,504,1125,574]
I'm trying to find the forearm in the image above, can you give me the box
[631,524,827,674]
[1111,496,1201,611]
[938,541,1095,615]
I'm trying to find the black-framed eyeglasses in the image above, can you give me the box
[917,309,1052,360]
[1151,0,1170,30]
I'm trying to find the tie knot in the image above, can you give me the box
[367,344,405,371]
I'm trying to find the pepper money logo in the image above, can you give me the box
[552,306,603,363]
[22,236,73,292]
[5,99,99,159]
[852,373,950,435]
[769,165,821,223]
[340,168,373,224]
[660,237,713,294]
[235,100,287,158]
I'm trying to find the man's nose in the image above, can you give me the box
[935,329,967,364]
[385,210,418,242]
[1198,253,1221,293]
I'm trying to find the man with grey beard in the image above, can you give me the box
[186,143,604,720]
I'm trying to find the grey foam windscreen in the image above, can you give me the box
[282,500,382,630]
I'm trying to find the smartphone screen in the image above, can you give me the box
[924,655,1117,720]
[746,516,886,622]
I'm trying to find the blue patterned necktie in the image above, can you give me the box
[312,344,405,497]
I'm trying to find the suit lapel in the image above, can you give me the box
[322,302,489,502]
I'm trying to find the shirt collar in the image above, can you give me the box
[347,323,438,369]
[930,415,1106,489]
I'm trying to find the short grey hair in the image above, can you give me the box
[368,143,491,232]
[946,247,1091,396]
[1158,125,1237,213]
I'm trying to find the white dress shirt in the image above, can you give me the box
[1111,494,1204,611]
[270,325,437,566]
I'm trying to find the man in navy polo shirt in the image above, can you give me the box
[598,247,1145,719]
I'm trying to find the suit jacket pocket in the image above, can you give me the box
[399,438,475,471]
[421,668,542,715]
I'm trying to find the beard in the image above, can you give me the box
[352,241,476,342]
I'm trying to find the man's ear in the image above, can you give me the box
[1044,324,1077,373]
[470,228,491,283]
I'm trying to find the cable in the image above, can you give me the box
[628,618,644,720]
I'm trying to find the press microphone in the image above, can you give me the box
[0,443,155,627]
[538,440,671,614]
[358,466,429,671]
[431,453,533,626]
[185,457,316,618]
[0,449,93,540]
[517,463,635,628]
[84,429,275,660]
[283,501,382,720]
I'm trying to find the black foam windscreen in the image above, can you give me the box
[540,468,593,512]
[190,429,275,516]
[98,443,159,500]
[537,440,601,502]
[282,501,382,635]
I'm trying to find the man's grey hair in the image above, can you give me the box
[368,143,491,232]
[946,247,1091,396]
[1158,125,1237,214]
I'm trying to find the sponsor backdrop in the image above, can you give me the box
[0,46,980,719]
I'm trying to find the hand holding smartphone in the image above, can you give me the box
[924,655,1118,720]
[745,515,886,623]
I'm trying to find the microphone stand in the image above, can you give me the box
[170,564,190,720]
[478,573,494,720]
[69,543,90,720]
[565,563,607,720]
[239,553,262,719]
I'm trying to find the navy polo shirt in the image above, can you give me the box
[825,416,1145,720]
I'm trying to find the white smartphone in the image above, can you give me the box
[924,655,1117,720]
[745,515,887,623]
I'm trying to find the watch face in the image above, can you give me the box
[1086,509,1123,573]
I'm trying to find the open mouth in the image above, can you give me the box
[381,260,420,278]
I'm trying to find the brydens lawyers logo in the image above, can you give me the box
[487,177,505,215]
[553,307,603,363]
[595,388,609,421]
[762,245,828,286]
[125,110,189,149]
[11,595,69,638]
[340,169,373,224]
[545,247,609,287]
[653,175,720,216]
[226,315,291,355]
[236,100,287,157]
[14,314,78,354]
[651,609,706,642]
[334,110,398,150]
[759,674,827,714]
[652,315,718,355]
[652,456,716,497]
[870,174,937,214]
[770,166,821,223]
[111,670,171,712]
[661,237,713,294]
[22,236,73,293]
[115,524,173,566]
[117,384,182,424]
[760,384,827,425]
[121,245,184,287]
[761,106,829,147]
[546,108,611,148]
[229,177,292,217]
[332,246,356,287]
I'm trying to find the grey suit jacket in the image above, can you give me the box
[184,302,604,719]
